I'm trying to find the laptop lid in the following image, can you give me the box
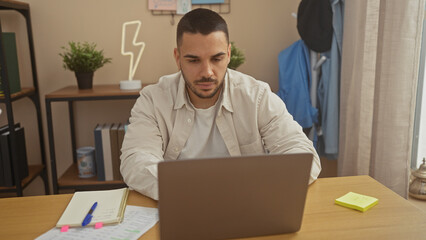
[158,153,313,240]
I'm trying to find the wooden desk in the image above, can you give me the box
[1,176,426,239]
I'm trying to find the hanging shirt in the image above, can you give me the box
[278,40,318,129]
[317,0,344,159]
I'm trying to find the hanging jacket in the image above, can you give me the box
[278,40,318,129]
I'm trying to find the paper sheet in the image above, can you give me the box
[36,205,159,240]
[177,0,192,15]
[192,0,224,4]
[148,0,177,10]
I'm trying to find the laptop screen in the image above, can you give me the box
[158,153,313,240]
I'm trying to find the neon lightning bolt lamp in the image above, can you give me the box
[120,20,145,90]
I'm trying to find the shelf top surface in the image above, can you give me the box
[45,84,145,100]
[0,87,35,101]
[0,165,44,190]
[58,163,125,187]
[0,0,29,10]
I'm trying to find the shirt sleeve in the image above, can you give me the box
[120,90,164,200]
[257,86,322,184]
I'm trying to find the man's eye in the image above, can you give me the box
[213,58,222,62]
[188,59,199,63]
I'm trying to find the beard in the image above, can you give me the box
[181,70,224,99]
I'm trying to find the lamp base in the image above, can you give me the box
[120,80,142,90]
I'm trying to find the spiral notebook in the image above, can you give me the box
[56,187,129,228]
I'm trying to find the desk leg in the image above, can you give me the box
[68,101,77,163]
[45,99,59,194]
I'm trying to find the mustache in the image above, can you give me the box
[194,77,217,84]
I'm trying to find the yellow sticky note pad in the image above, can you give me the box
[335,192,378,212]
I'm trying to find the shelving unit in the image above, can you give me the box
[45,84,144,194]
[0,1,48,196]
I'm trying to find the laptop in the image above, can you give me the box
[158,153,313,240]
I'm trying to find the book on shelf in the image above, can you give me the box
[101,123,113,181]
[56,187,129,228]
[94,124,105,181]
[117,123,126,180]
[0,124,8,186]
[0,123,29,187]
[0,124,18,186]
[0,32,21,95]
[0,149,3,186]
[94,123,127,181]
[110,123,120,181]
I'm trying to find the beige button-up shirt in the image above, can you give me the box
[120,69,321,200]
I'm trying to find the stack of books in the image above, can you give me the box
[93,123,127,181]
[0,123,28,187]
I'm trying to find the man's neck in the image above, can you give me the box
[188,90,221,109]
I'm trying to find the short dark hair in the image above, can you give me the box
[176,8,229,47]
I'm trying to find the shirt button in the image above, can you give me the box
[174,147,179,152]
[187,118,192,124]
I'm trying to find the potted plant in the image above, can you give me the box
[59,41,112,89]
[228,42,245,70]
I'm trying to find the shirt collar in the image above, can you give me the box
[174,70,234,113]
[174,73,187,110]
[221,71,234,113]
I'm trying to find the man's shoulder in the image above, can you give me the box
[142,72,181,94]
[227,69,270,93]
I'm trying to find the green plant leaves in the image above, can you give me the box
[228,42,245,70]
[59,41,112,73]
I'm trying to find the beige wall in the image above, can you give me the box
[0,0,326,195]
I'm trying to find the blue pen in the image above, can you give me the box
[82,202,98,227]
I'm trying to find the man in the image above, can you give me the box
[120,8,321,200]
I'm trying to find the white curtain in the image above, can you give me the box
[339,0,425,198]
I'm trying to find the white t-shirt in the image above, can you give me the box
[178,99,230,159]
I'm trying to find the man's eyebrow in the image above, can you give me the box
[183,52,226,59]
[183,54,199,59]
[212,52,226,58]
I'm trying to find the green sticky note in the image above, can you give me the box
[335,192,378,212]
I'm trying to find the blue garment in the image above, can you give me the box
[317,0,344,159]
[278,40,318,129]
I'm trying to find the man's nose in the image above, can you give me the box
[200,61,214,78]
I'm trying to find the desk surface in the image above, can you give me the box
[1,175,426,239]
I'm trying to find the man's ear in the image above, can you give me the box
[174,48,181,70]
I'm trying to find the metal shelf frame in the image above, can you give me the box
[0,0,48,196]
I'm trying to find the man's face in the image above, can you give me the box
[174,31,231,108]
